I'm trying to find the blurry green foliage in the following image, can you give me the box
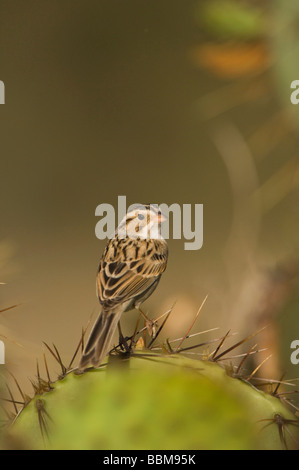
[195,0,265,39]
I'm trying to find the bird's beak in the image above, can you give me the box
[156,213,167,223]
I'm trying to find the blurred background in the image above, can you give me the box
[0,0,299,402]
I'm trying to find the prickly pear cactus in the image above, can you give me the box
[2,346,299,450]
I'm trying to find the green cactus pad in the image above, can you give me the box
[5,352,299,450]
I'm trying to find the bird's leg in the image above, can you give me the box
[137,308,158,339]
[117,322,130,352]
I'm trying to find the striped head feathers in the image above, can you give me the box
[115,204,166,240]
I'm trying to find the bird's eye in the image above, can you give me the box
[138,214,144,220]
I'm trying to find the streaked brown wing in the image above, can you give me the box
[97,237,168,307]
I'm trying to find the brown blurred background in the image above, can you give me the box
[1,0,299,397]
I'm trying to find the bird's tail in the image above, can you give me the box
[79,309,123,369]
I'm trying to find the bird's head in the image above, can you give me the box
[116,204,166,239]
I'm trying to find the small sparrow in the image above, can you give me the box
[79,204,168,368]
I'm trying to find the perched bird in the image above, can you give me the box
[79,204,168,368]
